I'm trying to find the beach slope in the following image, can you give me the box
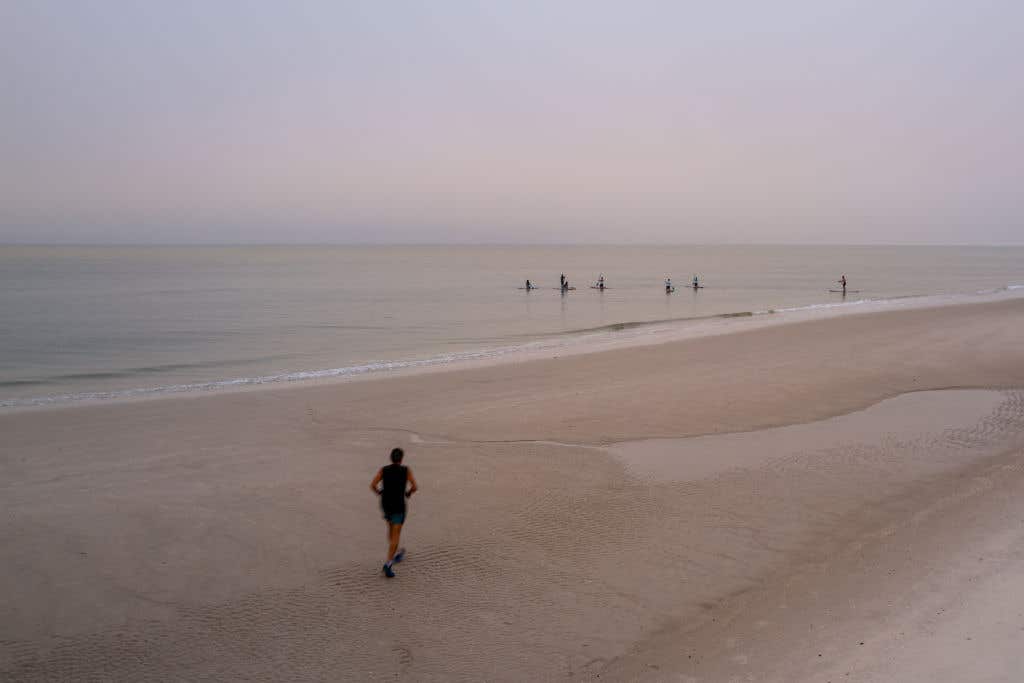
[2,299,1024,680]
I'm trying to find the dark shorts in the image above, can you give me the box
[383,510,406,525]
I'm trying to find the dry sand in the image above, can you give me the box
[2,298,1024,681]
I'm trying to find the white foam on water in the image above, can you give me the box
[768,298,874,313]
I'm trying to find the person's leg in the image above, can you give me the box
[387,522,402,563]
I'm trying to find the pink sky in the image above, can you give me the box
[2,1,1022,244]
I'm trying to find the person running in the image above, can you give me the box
[370,447,418,578]
[692,274,700,289]
[665,277,673,293]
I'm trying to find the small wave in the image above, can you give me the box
[52,371,132,381]
[0,379,48,389]
[535,310,762,338]
[769,298,873,313]
[303,323,417,331]
[44,355,295,384]
[149,287,242,295]
[0,343,554,409]
[979,284,1024,294]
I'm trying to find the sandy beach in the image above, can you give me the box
[3,298,1024,681]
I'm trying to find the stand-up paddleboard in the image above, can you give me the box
[517,287,539,290]
[589,285,610,290]
[554,287,577,291]
[691,285,704,289]
[828,289,861,293]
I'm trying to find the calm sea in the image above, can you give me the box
[1,245,1022,408]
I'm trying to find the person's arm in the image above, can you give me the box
[406,469,418,498]
[370,469,383,496]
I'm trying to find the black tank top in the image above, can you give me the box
[381,464,408,512]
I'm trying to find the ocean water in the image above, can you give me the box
[1,245,1022,408]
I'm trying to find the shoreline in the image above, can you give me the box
[3,297,1024,680]
[7,297,1024,446]
[4,286,1024,415]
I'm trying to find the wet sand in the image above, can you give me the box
[2,298,1024,680]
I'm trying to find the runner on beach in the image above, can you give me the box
[370,447,418,578]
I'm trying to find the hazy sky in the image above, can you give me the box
[2,1,1022,244]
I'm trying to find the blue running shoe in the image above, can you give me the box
[393,548,405,564]
[383,562,395,578]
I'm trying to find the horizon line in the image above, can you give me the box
[3,241,1024,249]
